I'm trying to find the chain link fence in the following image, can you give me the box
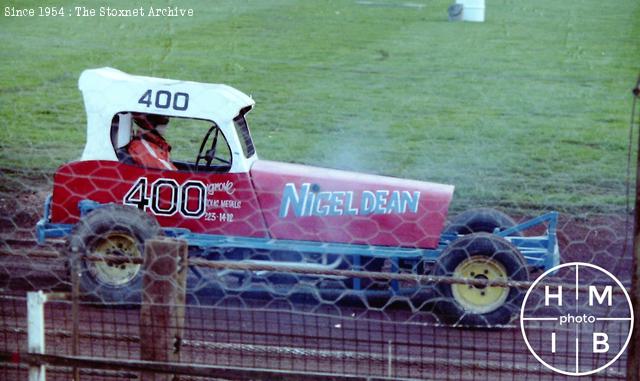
[0,95,637,379]
[0,59,638,381]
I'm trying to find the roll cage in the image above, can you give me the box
[79,67,258,173]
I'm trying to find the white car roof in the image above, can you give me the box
[79,67,254,122]
[78,67,255,168]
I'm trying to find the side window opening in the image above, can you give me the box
[110,112,232,173]
[110,113,133,150]
[110,115,119,149]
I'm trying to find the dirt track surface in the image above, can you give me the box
[0,189,634,380]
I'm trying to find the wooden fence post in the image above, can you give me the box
[140,237,188,381]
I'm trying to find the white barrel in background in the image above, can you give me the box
[456,0,485,22]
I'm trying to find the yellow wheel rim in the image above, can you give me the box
[88,233,141,287]
[451,256,509,314]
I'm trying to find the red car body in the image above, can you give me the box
[51,160,454,249]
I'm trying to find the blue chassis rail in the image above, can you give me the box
[36,198,560,276]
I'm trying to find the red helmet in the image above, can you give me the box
[132,113,170,130]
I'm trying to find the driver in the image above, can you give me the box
[127,113,177,170]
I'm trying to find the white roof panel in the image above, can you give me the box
[77,67,256,170]
[79,67,254,122]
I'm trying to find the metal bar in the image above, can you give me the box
[496,212,558,238]
[630,237,640,380]
[387,340,393,378]
[391,258,399,291]
[35,195,52,244]
[165,229,552,266]
[352,255,361,290]
[182,232,437,260]
[627,87,640,381]
[40,219,554,266]
[18,352,409,381]
[84,254,524,288]
[0,249,62,259]
[36,223,73,244]
[546,212,560,270]
[77,252,633,293]
[38,292,71,301]
[71,255,80,381]
[14,351,626,380]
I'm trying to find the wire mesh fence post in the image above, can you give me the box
[628,85,640,381]
[140,237,188,381]
[27,291,46,381]
[71,252,80,381]
[628,235,640,381]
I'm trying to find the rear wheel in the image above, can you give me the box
[67,204,161,304]
[433,233,528,327]
[444,208,520,236]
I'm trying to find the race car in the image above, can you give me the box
[36,67,559,326]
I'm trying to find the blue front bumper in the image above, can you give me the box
[35,194,72,244]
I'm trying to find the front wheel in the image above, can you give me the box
[66,204,161,305]
[433,233,528,327]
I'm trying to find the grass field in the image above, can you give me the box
[0,0,638,213]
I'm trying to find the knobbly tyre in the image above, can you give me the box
[36,68,560,327]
